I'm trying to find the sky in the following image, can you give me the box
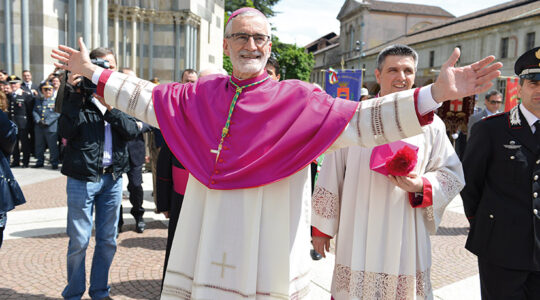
[269,0,513,47]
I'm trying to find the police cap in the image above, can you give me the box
[8,75,21,84]
[514,46,540,81]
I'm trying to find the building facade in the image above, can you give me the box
[358,0,539,98]
[309,0,539,103]
[309,0,454,87]
[0,0,224,83]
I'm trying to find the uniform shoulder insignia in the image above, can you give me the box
[482,111,505,121]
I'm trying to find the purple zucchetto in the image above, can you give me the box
[225,7,266,28]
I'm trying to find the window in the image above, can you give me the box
[500,37,509,59]
[429,50,434,67]
[526,32,535,51]
[349,27,355,51]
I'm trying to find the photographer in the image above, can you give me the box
[58,47,139,300]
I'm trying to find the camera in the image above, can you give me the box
[55,58,111,113]
[76,58,111,96]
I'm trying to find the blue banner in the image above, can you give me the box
[325,69,363,102]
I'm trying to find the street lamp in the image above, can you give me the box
[355,40,366,69]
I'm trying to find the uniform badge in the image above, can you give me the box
[509,106,521,126]
[503,144,521,149]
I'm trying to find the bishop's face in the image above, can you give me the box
[224,15,272,80]
[375,55,416,97]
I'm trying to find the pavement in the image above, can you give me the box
[0,155,481,299]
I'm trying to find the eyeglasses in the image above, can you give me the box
[488,100,502,104]
[226,33,270,46]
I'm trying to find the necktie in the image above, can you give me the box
[534,120,540,141]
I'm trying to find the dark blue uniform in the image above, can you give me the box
[462,105,540,299]
[32,96,60,167]
[8,89,34,167]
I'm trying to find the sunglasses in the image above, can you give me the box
[43,88,53,91]
[488,100,502,104]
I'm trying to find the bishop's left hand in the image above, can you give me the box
[388,173,423,193]
[431,48,502,103]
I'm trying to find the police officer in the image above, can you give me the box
[32,82,60,169]
[462,46,540,299]
[7,75,34,168]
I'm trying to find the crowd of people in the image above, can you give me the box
[0,69,62,169]
[1,5,537,300]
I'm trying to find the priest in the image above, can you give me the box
[312,44,465,299]
[51,8,501,299]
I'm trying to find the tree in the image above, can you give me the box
[272,36,314,81]
[225,0,282,18]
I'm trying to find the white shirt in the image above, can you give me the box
[519,103,540,133]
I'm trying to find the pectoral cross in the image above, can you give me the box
[211,252,235,278]
[210,145,221,161]
[211,127,229,162]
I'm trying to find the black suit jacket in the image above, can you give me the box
[127,122,152,166]
[21,82,38,95]
[8,91,34,129]
[461,105,540,271]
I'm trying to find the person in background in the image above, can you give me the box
[360,87,369,100]
[21,70,39,96]
[117,68,152,234]
[0,109,26,248]
[32,82,60,169]
[0,70,8,82]
[180,69,198,83]
[0,83,8,112]
[312,44,465,299]
[265,56,280,81]
[467,90,502,139]
[50,76,62,99]
[462,46,540,300]
[58,47,139,300]
[7,75,34,168]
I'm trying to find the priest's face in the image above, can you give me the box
[375,55,416,97]
[224,15,272,80]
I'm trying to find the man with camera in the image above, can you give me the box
[58,47,139,300]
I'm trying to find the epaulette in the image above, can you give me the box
[482,111,506,121]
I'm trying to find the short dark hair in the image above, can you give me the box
[182,69,197,78]
[89,47,116,61]
[0,70,8,75]
[484,90,502,100]
[376,44,418,71]
[22,69,31,74]
[266,56,280,75]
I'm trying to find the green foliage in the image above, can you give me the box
[223,54,233,74]
[272,36,314,81]
[225,0,281,17]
